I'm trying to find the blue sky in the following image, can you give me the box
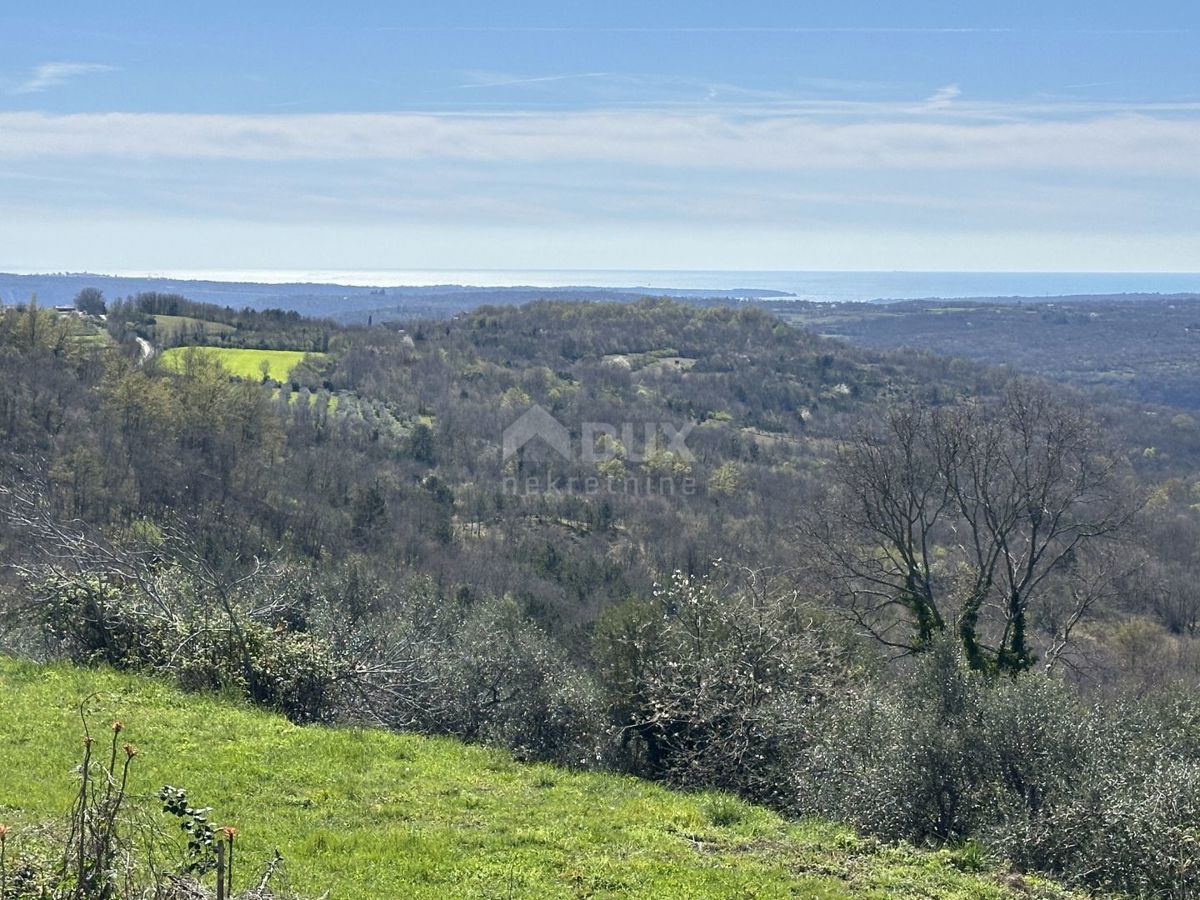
[2,1,1198,273]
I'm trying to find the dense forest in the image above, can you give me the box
[5,289,1200,895]
[778,294,1200,410]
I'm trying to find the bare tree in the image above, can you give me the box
[808,383,1136,674]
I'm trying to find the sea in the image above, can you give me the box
[100,269,1200,302]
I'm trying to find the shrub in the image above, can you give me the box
[33,569,348,724]
[795,639,1200,895]
[594,569,836,802]
[430,594,608,767]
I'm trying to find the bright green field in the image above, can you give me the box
[159,347,324,381]
[0,660,1064,899]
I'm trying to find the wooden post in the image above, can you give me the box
[215,839,226,900]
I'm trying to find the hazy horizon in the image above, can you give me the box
[6,268,1200,306]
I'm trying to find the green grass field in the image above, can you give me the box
[159,347,325,382]
[0,659,1066,899]
[152,315,236,343]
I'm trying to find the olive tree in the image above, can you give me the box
[594,566,835,800]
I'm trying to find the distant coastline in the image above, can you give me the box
[5,269,1200,304]
[4,270,1200,328]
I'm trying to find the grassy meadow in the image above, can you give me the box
[159,346,324,381]
[0,659,1062,899]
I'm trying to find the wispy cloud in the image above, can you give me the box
[382,26,1193,36]
[924,84,961,110]
[447,71,797,106]
[1,108,1199,175]
[11,62,117,95]
[457,72,613,89]
[391,26,1018,35]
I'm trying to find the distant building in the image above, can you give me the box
[0,300,84,316]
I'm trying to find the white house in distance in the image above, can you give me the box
[0,298,85,317]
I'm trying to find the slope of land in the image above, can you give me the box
[0,659,1061,899]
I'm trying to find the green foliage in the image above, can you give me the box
[0,301,78,358]
[159,786,219,875]
[706,460,740,496]
[439,595,607,766]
